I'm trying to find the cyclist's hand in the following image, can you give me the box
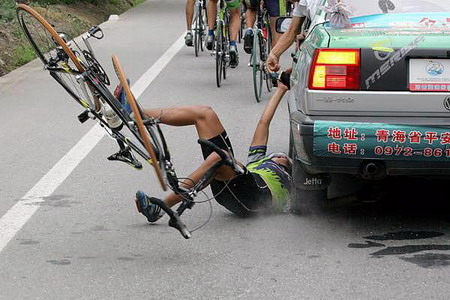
[278,68,292,90]
[296,33,306,50]
[267,53,280,73]
[277,79,289,91]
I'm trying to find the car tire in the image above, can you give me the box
[289,130,329,214]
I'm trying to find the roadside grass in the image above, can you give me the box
[0,0,145,76]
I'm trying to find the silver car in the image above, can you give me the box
[287,0,450,211]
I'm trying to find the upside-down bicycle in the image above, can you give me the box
[16,4,244,239]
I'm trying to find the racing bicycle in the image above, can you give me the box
[193,0,208,57]
[213,0,231,87]
[249,3,273,102]
[16,3,244,239]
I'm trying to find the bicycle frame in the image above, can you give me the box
[17,4,244,239]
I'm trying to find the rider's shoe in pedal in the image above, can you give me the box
[243,30,253,54]
[229,45,239,68]
[206,35,214,50]
[135,191,165,223]
[185,31,193,47]
[107,148,142,169]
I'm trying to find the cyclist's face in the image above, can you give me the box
[271,156,291,169]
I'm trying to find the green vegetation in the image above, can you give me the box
[0,0,145,76]
[10,44,35,67]
[0,0,18,23]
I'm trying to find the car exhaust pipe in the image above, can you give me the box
[365,163,378,175]
[360,161,386,179]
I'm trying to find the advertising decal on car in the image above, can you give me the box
[409,59,450,91]
[365,35,425,89]
[314,121,450,161]
[343,13,450,29]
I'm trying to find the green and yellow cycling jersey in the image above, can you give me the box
[246,145,291,212]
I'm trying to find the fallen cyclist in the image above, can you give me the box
[135,73,293,223]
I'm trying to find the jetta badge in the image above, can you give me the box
[444,96,450,111]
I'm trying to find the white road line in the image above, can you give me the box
[0,33,185,253]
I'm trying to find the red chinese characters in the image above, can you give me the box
[327,127,342,140]
[424,132,438,144]
[408,131,422,144]
[327,142,341,154]
[392,130,406,143]
[343,143,358,155]
[440,132,450,145]
[375,129,389,143]
[344,128,358,141]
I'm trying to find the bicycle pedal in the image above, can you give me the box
[107,150,143,170]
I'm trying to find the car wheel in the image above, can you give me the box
[289,130,329,214]
[291,160,328,215]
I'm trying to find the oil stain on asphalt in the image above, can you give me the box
[348,230,450,269]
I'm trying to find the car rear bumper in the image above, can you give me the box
[290,110,450,178]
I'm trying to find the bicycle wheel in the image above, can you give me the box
[252,30,263,102]
[16,4,100,111]
[222,15,230,80]
[200,5,207,52]
[193,6,200,57]
[222,31,227,80]
[112,55,167,191]
[215,21,223,88]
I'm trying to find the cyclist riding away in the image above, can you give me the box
[267,0,319,72]
[243,0,287,54]
[135,76,293,222]
[206,0,241,67]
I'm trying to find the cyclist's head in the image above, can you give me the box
[268,152,292,175]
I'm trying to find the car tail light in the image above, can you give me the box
[309,49,360,90]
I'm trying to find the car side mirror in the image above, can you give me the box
[276,17,292,34]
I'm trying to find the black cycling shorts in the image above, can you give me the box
[200,131,271,217]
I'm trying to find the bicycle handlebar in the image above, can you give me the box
[146,139,246,239]
[269,71,290,89]
[149,197,192,239]
[197,139,245,175]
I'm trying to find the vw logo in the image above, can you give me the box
[444,96,450,111]
[426,61,444,76]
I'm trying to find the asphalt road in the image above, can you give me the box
[1,0,450,299]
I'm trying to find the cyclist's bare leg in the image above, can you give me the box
[245,8,256,29]
[164,152,235,207]
[207,0,218,31]
[229,7,240,41]
[142,105,238,207]
[186,0,195,30]
[143,105,224,139]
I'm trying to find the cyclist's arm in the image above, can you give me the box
[267,15,305,72]
[250,84,289,147]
